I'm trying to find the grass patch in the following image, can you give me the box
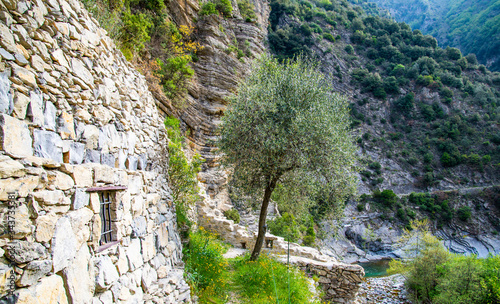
[183,228,320,303]
[231,253,318,303]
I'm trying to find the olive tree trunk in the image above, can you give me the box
[250,178,278,261]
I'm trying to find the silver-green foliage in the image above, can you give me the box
[220,55,358,202]
[218,55,359,258]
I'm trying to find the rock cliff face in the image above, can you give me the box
[0,0,190,302]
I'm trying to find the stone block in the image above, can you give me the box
[116,246,129,275]
[141,263,157,293]
[126,156,138,171]
[142,233,156,262]
[52,216,77,273]
[63,244,95,304]
[67,208,93,249]
[158,222,169,248]
[66,142,85,165]
[51,49,69,69]
[43,100,57,131]
[137,153,147,170]
[89,214,101,249]
[28,91,44,127]
[12,91,29,119]
[12,64,36,87]
[116,150,127,169]
[5,203,31,239]
[0,72,13,114]
[0,176,39,201]
[95,255,119,291]
[58,111,76,140]
[17,260,52,287]
[127,238,143,271]
[15,275,68,304]
[72,165,93,187]
[0,114,33,157]
[33,129,63,163]
[5,240,47,264]
[0,157,26,178]
[89,192,100,213]
[92,105,112,126]
[35,213,58,243]
[83,149,100,164]
[71,58,94,87]
[0,23,16,53]
[49,171,74,190]
[101,153,115,167]
[131,216,146,238]
[94,165,115,183]
[83,125,99,149]
[72,188,89,210]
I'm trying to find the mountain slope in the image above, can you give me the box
[348,0,500,71]
[267,0,500,198]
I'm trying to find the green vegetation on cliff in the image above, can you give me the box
[267,0,500,195]
[349,0,500,72]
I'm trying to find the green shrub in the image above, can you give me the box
[357,203,364,212]
[156,55,194,100]
[199,1,217,15]
[223,208,240,224]
[323,33,335,42]
[120,10,152,60]
[216,0,233,17]
[373,189,398,208]
[457,206,471,221]
[184,228,228,301]
[164,117,203,232]
[345,44,354,54]
[231,253,315,303]
[237,0,256,22]
[268,212,300,242]
[302,217,316,246]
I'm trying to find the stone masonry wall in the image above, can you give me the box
[0,0,190,303]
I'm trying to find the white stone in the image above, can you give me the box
[0,157,26,178]
[142,233,156,262]
[0,114,33,157]
[33,190,70,206]
[127,238,143,271]
[72,165,93,187]
[16,275,68,304]
[0,175,39,200]
[52,216,78,273]
[95,255,119,291]
[63,244,95,304]
[35,213,58,243]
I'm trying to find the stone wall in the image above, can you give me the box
[0,0,190,303]
[284,256,365,304]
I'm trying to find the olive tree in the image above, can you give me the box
[218,55,359,260]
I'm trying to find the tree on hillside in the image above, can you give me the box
[217,55,359,260]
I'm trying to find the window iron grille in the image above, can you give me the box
[99,191,114,245]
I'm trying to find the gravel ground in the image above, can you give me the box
[357,274,412,304]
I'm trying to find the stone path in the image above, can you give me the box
[223,248,247,259]
[357,274,412,304]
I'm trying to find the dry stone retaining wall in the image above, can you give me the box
[0,0,190,303]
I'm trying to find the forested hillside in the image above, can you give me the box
[268,0,499,197]
[348,0,500,72]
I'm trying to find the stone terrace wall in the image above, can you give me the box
[0,0,190,303]
[285,256,365,304]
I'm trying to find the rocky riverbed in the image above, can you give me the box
[357,274,411,304]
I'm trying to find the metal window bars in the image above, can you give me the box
[99,192,114,245]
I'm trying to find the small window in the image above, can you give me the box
[86,186,127,251]
[99,191,114,245]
